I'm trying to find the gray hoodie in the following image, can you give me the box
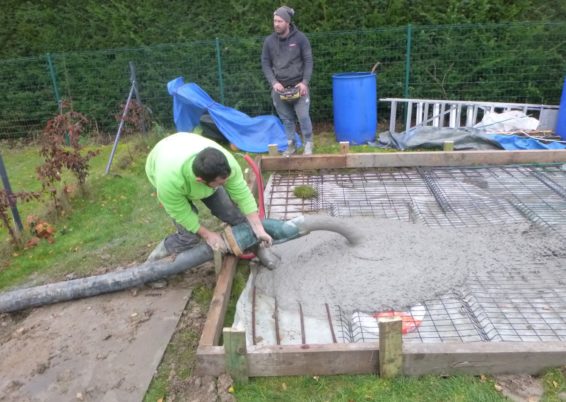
[261,25,313,88]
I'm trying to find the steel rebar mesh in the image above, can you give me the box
[264,164,566,343]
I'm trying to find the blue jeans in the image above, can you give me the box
[271,90,313,143]
[164,187,246,253]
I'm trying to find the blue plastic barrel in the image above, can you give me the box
[332,72,377,144]
[556,76,566,140]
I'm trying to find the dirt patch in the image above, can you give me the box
[166,374,235,402]
[495,374,544,402]
[0,261,233,402]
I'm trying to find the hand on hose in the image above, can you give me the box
[253,227,273,248]
[199,229,228,253]
[246,212,273,248]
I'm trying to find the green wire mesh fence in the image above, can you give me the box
[0,22,565,139]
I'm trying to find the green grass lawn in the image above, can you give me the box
[1,129,565,401]
[0,134,173,289]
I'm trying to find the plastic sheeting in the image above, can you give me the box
[474,110,539,132]
[233,270,337,346]
[167,77,300,153]
[377,127,502,150]
[377,127,566,151]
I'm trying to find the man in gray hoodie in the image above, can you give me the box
[261,6,314,156]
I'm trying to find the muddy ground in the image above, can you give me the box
[0,262,234,402]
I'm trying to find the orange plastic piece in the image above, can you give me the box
[372,310,423,335]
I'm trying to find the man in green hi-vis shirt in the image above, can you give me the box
[145,132,272,261]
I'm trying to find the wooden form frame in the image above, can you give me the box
[197,149,566,379]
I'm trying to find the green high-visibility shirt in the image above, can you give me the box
[145,133,257,233]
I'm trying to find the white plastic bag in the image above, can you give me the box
[474,110,539,132]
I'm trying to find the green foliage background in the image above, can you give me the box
[2,0,565,57]
[0,1,565,139]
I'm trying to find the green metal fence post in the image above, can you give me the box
[403,24,412,99]
[215,37,225,104]
[46,53,61,105]
[0,153,23,234]
[46,52,69,144]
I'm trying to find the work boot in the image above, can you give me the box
[146,240,170,262]
[282,140,296,157]
[303,141,313,155]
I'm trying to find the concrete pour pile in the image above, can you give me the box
[254,216,561,314]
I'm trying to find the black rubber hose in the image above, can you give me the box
[0,216,363,314]
[0,244,214,313]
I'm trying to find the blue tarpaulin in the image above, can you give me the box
[167,77,299,153]
[488,134,566,150]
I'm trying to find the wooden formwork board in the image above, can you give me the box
[197,341,566,377]
[261,149,566,171]
[196,150,566,378]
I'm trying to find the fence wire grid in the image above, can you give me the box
[1,22,565,139]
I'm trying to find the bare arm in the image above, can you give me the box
[246,212,273,247]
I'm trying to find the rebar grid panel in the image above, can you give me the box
[264,165,566,235]
[335,294,489,344]
[262,164,566,343]
[465,261,566,342]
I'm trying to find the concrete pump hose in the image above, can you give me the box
[0,216,361,314]
[0,244,214,314]
[295,215,364,245]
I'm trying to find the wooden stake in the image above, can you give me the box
[223,328,249,383]
[268,144,278,156]
[340,141,350,154]
[213,250,222,275]
[199,256,238,347]
[378,317,403,378]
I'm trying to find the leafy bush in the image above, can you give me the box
[36,100,99,212]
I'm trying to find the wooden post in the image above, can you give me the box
[340,141,350,154]
[378,317,403,378]
[268,144,278,156]
[213,250,223,275]
[443,140,454,152]
[223,328,249,383]
[199,256,238,347]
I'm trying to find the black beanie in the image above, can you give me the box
[274,6,294,23]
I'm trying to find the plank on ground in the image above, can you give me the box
[198,256,238,347]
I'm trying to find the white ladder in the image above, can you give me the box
[381,98,560,133]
